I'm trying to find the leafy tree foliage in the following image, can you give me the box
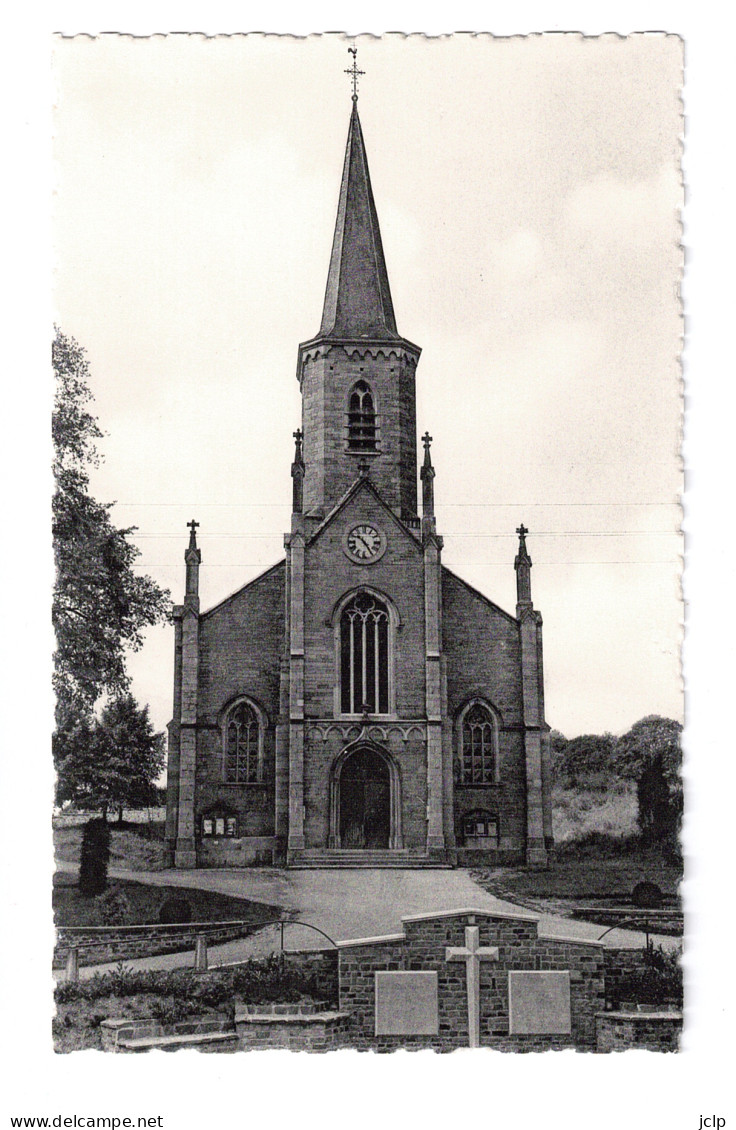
[55,694,165,818]
[552,731,616,781]
[613,715,683,849]
[52,329,170,726]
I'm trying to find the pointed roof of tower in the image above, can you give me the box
[319,102,399,340]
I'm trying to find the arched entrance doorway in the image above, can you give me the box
[329,744,402,849]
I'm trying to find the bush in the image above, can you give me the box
[631,880,663,909]
[616,944,682,1006]
[54,955,334,1008]
[78,818,110,896]
[92,887,131,925]
[158,896,193,924]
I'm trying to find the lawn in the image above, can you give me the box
[54,820,169,871]
[53,870,282,928]
[553,777,638,843]
[473,774,682,927]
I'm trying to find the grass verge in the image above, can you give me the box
[53,870,282,928]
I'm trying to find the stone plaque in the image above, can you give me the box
[508,971,572,1035]
[374,971,439,1036]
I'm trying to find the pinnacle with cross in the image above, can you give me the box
[344,46,365,102]
[293,428,304,463]
[187,518,199,548]
[421,431,434,473]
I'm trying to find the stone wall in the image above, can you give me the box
[194,562,285,847]
[596,1011,682,1053]
[338,909,605,1052]
[442,569,529,861]
[54,921,258,968]
[234,1002,350,1051]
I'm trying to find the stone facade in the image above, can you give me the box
[165,96,553,869]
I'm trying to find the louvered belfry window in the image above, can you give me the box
[347,381,377,451]
[461,703,496,784]
[340,592,390,714]
[224,701,261,783]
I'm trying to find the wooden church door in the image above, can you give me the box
[339,747,391,849]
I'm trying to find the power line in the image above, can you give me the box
[126,530,680,540]
[133,559,679,568]
[114,500,679,508]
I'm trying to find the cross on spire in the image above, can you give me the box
[422,431,433,451]
[516,523,528,539]
[187,519,199,548]
[344,46,365,102]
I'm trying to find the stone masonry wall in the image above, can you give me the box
[54,922,257,969]
[300,345,418,520]
[338,911,605,1052]
[596,1012,681,1053]
[194,563,285,845]
[442,569,528,859]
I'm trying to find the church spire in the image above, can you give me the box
[318,58,398,341]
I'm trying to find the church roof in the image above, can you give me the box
[318,102,399,341]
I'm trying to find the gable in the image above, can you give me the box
[198,561,285,719]
[442,566,522,722]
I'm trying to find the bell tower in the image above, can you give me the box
[296,77,421,522]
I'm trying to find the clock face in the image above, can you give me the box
[345,523,384,562]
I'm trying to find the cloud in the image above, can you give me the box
[563,165,681,252]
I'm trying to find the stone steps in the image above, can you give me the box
[288,848,451,869]
[117,1031,239,1053]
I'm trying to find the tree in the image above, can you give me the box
[52,329,170,729]
[552,731,616,781]
[55,694,166,819]
[613,715,683,849]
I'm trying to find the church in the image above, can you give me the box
[165,79,554,870]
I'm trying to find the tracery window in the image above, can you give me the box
[340,592,390,714]
[347,380,377,451]
[224,700,262,784]
[459,702,497,784]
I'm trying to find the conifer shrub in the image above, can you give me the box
[78,818,111,896]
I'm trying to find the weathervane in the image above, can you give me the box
[344,46,364,102]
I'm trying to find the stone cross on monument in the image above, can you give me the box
[445,924,499,1047]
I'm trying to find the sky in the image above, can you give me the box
[52,33,684,738]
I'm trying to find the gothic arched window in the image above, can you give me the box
[223,700,262,784]
[459,702,498,784]
[347,380,377,452]
[340,592,390,714]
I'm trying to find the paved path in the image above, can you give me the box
[55,862,678,980]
